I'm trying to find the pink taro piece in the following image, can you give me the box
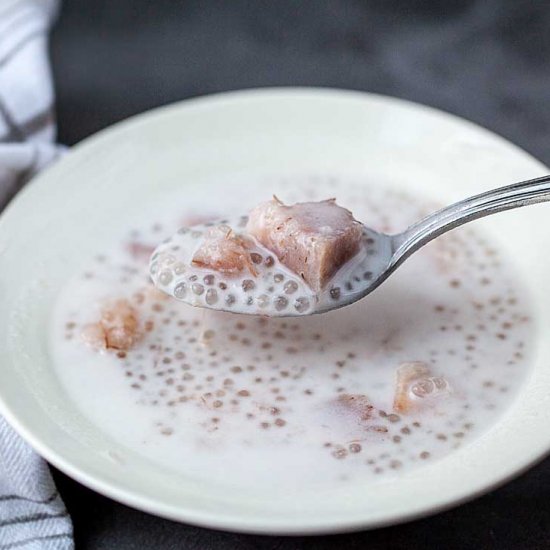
[192,225,257,276]
[246,197,363,291]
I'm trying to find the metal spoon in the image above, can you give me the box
[151,175,550,316]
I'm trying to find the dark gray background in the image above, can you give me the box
[49,1,550,548]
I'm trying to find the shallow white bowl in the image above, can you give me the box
[0,88,549,535]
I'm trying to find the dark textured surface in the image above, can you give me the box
[49,1,550,548]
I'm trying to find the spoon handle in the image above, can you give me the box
[392,174,550,264]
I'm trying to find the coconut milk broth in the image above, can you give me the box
[50,176,533,489]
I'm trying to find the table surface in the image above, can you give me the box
[49,1,550,548]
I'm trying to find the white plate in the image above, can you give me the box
[0,88,549,535]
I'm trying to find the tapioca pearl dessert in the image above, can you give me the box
[51,175,533,489]
[151,219,317,316]
[150,197,388,316]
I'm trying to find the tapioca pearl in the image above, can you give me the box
[160,253,177,267]
[203,274,215,286]
[273,273,285,283]
[294,297,310,313]
[218,282,227,290]
[411,379,434,397]
[344,281,353,291]
[188,274,198,282]
[250,253,263,264]
[264,256,274,267]
[225,294,236,306]
[432,377,448,390]
[274,296,288,311]
[192,283,204,295]
[349,443,362,454]
[283,281,298,295]
[174,283,186,299]
[205,289,218,305]
[332,447,348,459]
[242,280,255,292]
[330,287,341,301]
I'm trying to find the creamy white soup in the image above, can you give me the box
[50,176,533,490]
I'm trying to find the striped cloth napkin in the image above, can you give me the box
[0,0,63,207]
[0,1,73,549]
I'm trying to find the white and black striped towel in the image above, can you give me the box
[0,1,73,549]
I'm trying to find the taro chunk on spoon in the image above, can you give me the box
[150,197,385,316]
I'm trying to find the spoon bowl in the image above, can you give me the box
[151,175,550,316]
[150,218,390,316]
